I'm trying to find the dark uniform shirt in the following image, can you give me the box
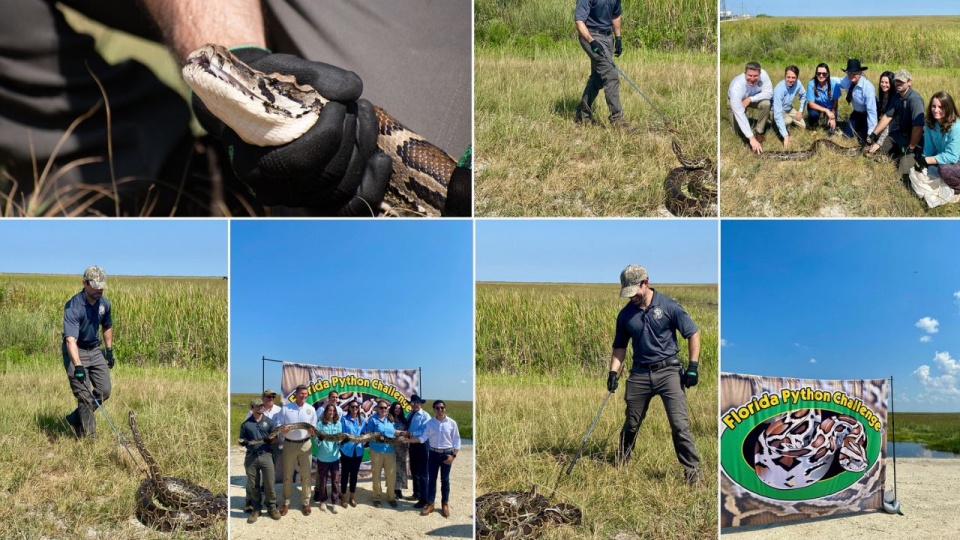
[575,0,622,34]
[612,289,698,368]
[63,291,112,349]
[884,87,925,147]
[240,415,276,455]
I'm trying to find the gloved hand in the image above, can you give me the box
[589,40,603,56]
[607,370,619,393]
[913,147,928,171]
[73,364,86,381]
[684,361,699,388]
[192,48,389,214]
[614,36,623,57]
[442,147,472,217]
[867,132,879,145]
[105,347,115,369]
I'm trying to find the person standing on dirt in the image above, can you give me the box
[279,384,317,516]
[63,265,114,439]
[406,394,431,508]
[408,399,461,518]
[867,69,926,184]
[339,400,365,508]
[245,389,284,485]
[362,398,401,508]
[607,264,703,485]
[240,398,281,523]
[728,62,773,155]
[772,65,807,149]
[838,59,877,145]
[573,0,632,129]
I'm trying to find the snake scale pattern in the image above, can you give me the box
[475,487,581,539]
[129,411,227,532]
[664,139,718,217]
[182,44,455,216]
[238,421,405,446]
[762,138,865,161]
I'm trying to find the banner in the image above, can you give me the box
[720,373,887,528]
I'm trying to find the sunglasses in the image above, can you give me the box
[816,72,827,76]
[253,404,264,408]
[377,406,388,410]
[434,406,445,410]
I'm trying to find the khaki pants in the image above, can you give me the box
[728,98,772,138]
[282,439,313,507]
[781,110,806,132]
[370,449,397,502]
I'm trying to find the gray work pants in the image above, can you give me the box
[618,367,700,473]
[879,136,920,178]
[246,451,278,511]
[576,33,622,122]
[63,347,112,438]
[727,98,771,138]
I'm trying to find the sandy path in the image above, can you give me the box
[721,458,960,539]
[228,444,474,539]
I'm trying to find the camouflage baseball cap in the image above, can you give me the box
[262,389,278,398]
[619,264,648,298]
[894,69,911,82]
[250,398,264,408]
[82,265,107,289]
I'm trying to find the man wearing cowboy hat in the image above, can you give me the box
[838,59,877,145]
[406,394,431,507]
[62,265,115,439]
[867,69,925,183]
[606,265,703,485]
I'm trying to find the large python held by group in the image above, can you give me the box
[238,421,406,446]
[475,487,582,539]
[182,44,455,216]
[129,411,227,532]
[665,139,718,217]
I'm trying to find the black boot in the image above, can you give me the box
[617,429,638,467]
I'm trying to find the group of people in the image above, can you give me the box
[728,59,960,206]
[239,386,462,524]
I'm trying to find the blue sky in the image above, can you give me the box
[721,220,960,412]
[0,220,227,276]
[476,220,718,284]
[727,1,956,17]
[229,221,473,401]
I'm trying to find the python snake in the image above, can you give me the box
[182,44,455,216]
[129,411,227,532]
[475,487,581,539]
[238,421,405,446]
[754,409,868,490]
[762,138,865,161]
[664,139,718,217]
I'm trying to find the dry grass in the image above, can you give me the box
[475,49,717,217]
[0,363,226,539]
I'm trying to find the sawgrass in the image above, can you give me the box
[475,48,717,217]
[0,273,227,371]
[720,16,960,217]
[890,412,960,454]
[0,363,226,539]
[476,282,717,538]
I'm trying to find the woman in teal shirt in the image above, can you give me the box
[339,401,364,508]
[312,404,342,511]
[913,91,960,199]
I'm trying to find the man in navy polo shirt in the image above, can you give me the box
[574,0,632,129]
[607,264,702,484]
[62,265,115,439]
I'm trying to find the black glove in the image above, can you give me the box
[867,132,879,145]
[614,36,623,57]
[913,147,928,171]
[73,364,86,381]
[589,40,603,56]
[684,361,699,388]
[442,147,472,217]
[238,438,248,447]
[105,347,115,369]
[607,370,619,393]
[192,48,388,214]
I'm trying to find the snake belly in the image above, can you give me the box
[129,411,227,531]
[181,44,455,216]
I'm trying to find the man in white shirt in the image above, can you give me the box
[728,62,774,154]
[409,399,461,518]
[279,385,317,516]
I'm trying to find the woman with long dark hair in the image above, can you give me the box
[805,62,840,134]
[389,401,411,500]
[339,400,364,508]
[312,404,342,511]
[909,91,960,206]
[867,71,896,154]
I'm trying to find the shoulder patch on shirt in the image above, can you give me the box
[98,304,105,316]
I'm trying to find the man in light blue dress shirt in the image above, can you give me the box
[838,59,877,144]
[772,66,807,148]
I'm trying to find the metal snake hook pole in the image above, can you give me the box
[610,59,671,128]
[79,380,147,475]
[563,362,627,476]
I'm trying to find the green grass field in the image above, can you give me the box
[890,412,960,454]
[0,273,227,538]
[477,282,718,539]
[720,16,960,217]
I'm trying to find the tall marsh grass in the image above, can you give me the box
[0,273,226,371]
[890,413,960,454]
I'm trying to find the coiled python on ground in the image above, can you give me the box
[664,139,718,217]
[129,411,227,532]
[475,487,581,539]
[182,44,455,216]
[238,421,405,446]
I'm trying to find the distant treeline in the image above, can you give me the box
[476,0,716,53]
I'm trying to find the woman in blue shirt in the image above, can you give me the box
[312,404,342,511]
[339,401,365,508]
[913,91,960,200]
[805,63,840,134]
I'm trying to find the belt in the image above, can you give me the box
[633,357,681,372]
[286,437,309,444]
[431,448,454,453]
[77,343,99,351]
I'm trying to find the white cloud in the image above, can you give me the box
[954,291,960,301]
[809,358,817,364]
[912,351,960,403]
[721,338,729,347]
[916,317,939,334]
[460,379,467,384]
[934,351,960,376]
[920,336,932,343]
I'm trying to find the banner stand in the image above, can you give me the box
[883,375,903,515]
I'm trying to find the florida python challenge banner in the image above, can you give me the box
[720,373,888,528]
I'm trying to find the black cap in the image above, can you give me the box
[409,394,426,404]
[842,59,868,73]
